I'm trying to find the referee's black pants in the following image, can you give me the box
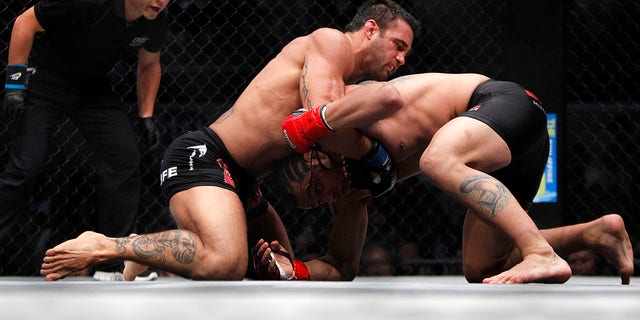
[0,78,141,274]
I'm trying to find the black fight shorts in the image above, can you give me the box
[159,127,268,216]
[462,80,549,211]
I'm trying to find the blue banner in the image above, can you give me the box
[534,113,558,203]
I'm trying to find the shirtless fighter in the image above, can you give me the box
[40,0,420,281]
[256,73,634,284]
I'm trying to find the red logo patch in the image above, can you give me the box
[216,158,236,188]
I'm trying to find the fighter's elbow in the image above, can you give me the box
[336,260,360,281]
[377,83,403,115]
[339,270,357,281]
[320,255,359,281]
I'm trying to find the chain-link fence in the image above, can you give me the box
[1,0,638,277]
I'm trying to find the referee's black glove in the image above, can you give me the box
[138,116,161,149]
[3,89,28,120]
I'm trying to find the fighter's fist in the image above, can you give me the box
[345,139,397,197]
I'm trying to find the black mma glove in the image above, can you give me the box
[138,116,161,149]
[3,64,30,120]
[344,139,396,197]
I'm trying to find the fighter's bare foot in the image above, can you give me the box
[586,214,634,284]
[40,231,110,281]
[483,252,572,284]
[120,234,148,281]
[123,260,149,281]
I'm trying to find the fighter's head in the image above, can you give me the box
[345,0,421,36]
[344,0,421,80]
[266,149,350,209]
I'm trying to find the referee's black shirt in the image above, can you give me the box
[30,0,168,83]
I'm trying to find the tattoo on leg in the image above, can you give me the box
[172,231,196,264]
[115,236,133,253]
[459,174,511,217]
[130,231,196,265]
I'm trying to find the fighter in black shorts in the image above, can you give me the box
[40,1,420,282]
[461,79,549,211]
[256,73,633,284]
[160,127,268,218]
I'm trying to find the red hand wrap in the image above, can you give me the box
[282,105,332,153]
[292,259,310,280]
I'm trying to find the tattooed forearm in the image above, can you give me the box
[301,61,311,109]
[130,231,196,265]
[459,174,511,217]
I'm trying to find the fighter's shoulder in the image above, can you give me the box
[307,28,349,45]
[284,28,349,56]
[390,72,488,84]
[307,27,346,39]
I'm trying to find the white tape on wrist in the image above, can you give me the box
[270,252,295,280]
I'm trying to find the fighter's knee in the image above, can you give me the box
[464,272,484,283]
[190,250,248,280]
[419,147,451,180]
[463,264,490,283]
[463,260,504,283]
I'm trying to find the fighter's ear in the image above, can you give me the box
[363,19,380,39]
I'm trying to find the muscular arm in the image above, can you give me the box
[7,7,44,64]
[247,203,294,255]
[319,82,402,158]
[305,191,370,280]
[136,48,162,117]
[295,30,372,158]
[298,29,351,109]
[296,30,403,158]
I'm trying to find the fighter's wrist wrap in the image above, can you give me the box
[282,105,334,153]
[292,259,310,280]
[5,64,28,90]
[270,252,295,280]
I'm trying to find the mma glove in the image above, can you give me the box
[282,105,334,153]
[3,64,31,120]
[138,116,161,149]
[345,139,397,198]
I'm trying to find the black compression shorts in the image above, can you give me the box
[462,79,549,211]
[159,127,268,217]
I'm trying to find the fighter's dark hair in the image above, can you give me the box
[263,153,309,206]
[344,0,421,37]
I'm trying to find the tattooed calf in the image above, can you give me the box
[115,231,196,265]
[459,174,511,217]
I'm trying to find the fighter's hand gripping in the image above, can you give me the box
[252,239,295,280]
[282,105,334,153]
[345,139,397,198]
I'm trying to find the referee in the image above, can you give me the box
[0,0,169,280]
